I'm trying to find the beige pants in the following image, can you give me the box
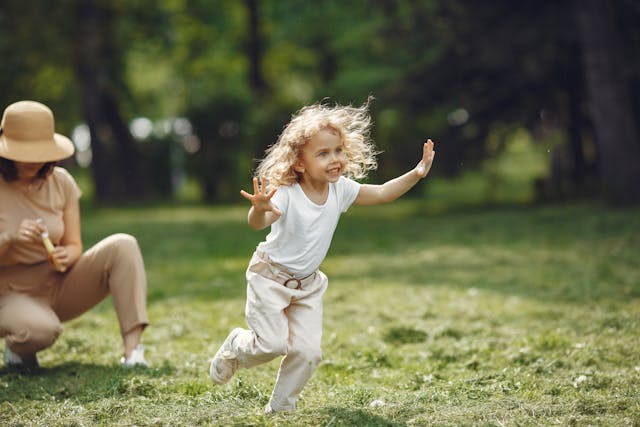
[0,233,148,359]
[227,252,328,411]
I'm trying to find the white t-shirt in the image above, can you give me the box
[256,176,361,276]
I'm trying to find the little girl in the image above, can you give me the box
[209,99,435,413]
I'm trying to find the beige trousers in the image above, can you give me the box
[227,252,328,411]
[0,233,148,359]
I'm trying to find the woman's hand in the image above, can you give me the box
[240,177,282,216]
[414,139,436,178]
[50,246,70,273]
[14,219,45,244]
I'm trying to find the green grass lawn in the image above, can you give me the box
[1,201,639,426]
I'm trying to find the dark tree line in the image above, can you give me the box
[0,0,638,204]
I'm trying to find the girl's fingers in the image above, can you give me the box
[423,139,435,161]
[252,177,260,194]
[240,189,253,200]
[260,177,268,194]
[266,188,277,200]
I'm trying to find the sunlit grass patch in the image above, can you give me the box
[1,202,639,426]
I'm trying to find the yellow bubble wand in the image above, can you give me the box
[36,218,65,272]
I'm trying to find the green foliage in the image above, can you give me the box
[1,201,639,425]
[0,0,639,203]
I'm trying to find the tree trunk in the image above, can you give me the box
[566,42,589,193]
[246,0,267,94]
[73,0,147,203]
[576,0,640,204]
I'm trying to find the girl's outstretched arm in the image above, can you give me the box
[240,177,282,230]
[355,139,435,206]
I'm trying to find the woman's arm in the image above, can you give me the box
[355,139,436,206]
[52,197,83,271]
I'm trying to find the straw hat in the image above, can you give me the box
[0,100,74,162]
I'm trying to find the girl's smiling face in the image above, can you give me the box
[295,127,346,187]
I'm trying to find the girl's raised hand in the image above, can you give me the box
[415,139,436,178]
[240,177,282,216]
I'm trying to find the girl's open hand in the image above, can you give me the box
[240,177,282,216]
[415,139,436,178]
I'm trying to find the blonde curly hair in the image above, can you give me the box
[255,98,379,189]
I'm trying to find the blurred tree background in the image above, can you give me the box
[0,0,638,205]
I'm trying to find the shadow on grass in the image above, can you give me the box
[319,407,406,427]
[0,361,174,403]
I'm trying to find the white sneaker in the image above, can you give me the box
[264,402,295,414]
[4,345,39,371]
[209,328,243,384]
[121,344,148,367]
